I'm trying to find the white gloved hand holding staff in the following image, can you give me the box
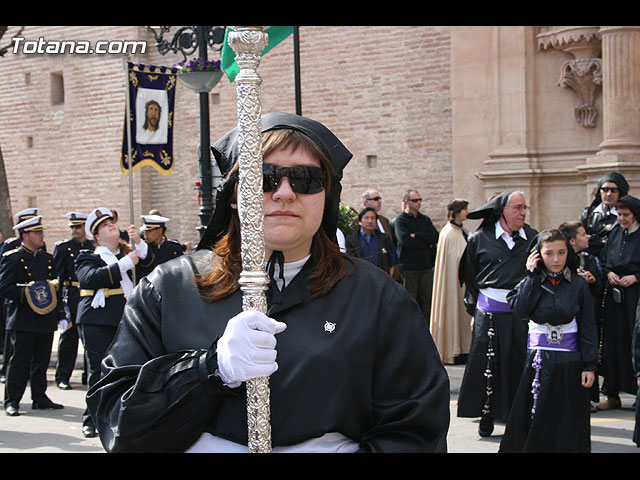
[216,310,287,388]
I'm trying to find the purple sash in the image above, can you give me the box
[528,331,578,351]
[477,291,512,314]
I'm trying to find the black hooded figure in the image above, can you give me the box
[598,194,640,411]
[497,229,597,452]
[85,113,450,453]
[579,172,629,257]
[456,189,538,437]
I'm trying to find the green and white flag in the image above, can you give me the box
[221,26,294,82]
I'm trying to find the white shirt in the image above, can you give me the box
[495,220,527,250]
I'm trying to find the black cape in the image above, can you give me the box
[599,199,640,396]
[457,192,538,421]
[579,172,629,257]
[86,250,450,453]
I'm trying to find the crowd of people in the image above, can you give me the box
[340,171,640,452]
[0,207,189,439]
[0,112,639,453]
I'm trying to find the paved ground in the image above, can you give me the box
[0,335,638,453]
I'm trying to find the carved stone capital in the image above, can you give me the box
[558,57,602,127]
[537,26,602,128]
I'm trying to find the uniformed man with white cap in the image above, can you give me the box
[138,214,186,277]
[0,215,64,416]
[52,212,94,390]
[1,208,44,383]
[0,208,45,255]
[75,207,153,437]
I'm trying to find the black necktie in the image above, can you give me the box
[512,231,523,246]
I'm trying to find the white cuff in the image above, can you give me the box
[135,240,148,259]
[118,255,135,275]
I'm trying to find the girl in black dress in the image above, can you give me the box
[499,228,597,452]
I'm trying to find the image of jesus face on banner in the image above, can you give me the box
[136,87,169,145]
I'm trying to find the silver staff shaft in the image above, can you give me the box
[229,26,272,453]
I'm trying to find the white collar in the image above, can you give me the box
[266,254,311,291]
[595,203,617,216]
[495,220,527,241]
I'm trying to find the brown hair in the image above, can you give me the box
[539,228,567,246]
[558,221,582,240]
[446,199,469,221]
[195,128,353,303]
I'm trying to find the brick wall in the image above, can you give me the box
[0,26,453,245]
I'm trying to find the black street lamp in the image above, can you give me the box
[146,25,226,239]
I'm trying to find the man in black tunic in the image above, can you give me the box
[579,172,629,258]
[457,190,538,436]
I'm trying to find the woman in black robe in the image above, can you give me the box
[85,113,450,453]
[499,229,597,452]
[598,195,640,410]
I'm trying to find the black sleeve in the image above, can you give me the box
[577,281,598,372]
[506,272,542,321]
[75,253,122,289]
[459,239,478,315]
[0,254,20,303]
[52,243,66,281]
[394,215,438,248]
[633,301,640,378]
[414,216,439,246]
[358,283,450,452]
[85,277,237,453]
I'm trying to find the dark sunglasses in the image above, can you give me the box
[367,196,382,201]
[408,198,422,203]
[600,187,619,193]
[262,165,327,195]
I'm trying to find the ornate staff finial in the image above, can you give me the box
[228,26,272,454]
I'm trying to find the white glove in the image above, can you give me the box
[216,310,287,388]
[57,320,68,333]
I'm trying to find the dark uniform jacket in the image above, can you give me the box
[0,245,59,333]
[75,251,130,328]
[86,250,451,453]
[138,237,184,277]
[53,237,94,320]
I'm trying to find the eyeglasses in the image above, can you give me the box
[600,187,619,193]
[408,198,422,203]
[505,204,528,211]
[367,196,382,201]
[262,165,327,195]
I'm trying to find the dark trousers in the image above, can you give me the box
[400,267,434,326]
[4,330,54,407]
[55,322,80,384]
[80,323,117,428]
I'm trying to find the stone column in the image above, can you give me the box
[597,26,640,160]
[582,26,640,194]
